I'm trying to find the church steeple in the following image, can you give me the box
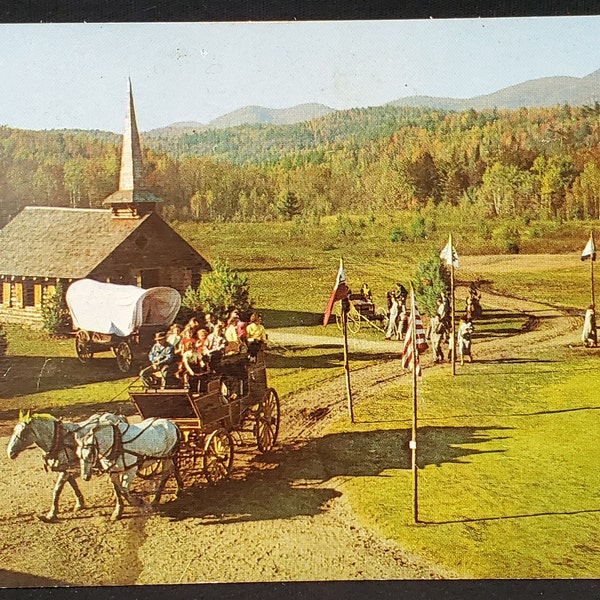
[102,79,162,217]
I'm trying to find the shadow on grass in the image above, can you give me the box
[159,425,509,524]
[0,355,132,399]
[0,398,137,431]
[425,507,600,525]
[470,357,558,365]
[259,308,324,328]
[265,350,400,369]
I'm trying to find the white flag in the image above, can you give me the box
[581,233,596,261]
[440,236,459,268]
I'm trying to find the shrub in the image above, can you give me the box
[492,224,521,254]
[411,253,450,317]
[182,260,253,321]
[40,281,70,335]
[390,226,407,243]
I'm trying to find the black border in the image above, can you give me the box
[2,2,600,600]
[1,0,600,22]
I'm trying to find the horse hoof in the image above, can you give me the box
[38,514,59,523]
[110,513,122,521]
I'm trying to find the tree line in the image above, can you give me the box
[2,102,600,227]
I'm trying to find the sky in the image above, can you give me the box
[2,17,600,133]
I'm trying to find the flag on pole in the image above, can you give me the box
[322,259,350,326]
[440,235,459,268]
[581,232,596,261]
[402,294,429,376]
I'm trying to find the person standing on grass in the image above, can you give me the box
[385,292,400,340]
[582,304,597,347]
[426,314,445,364]
[457,318,475,366]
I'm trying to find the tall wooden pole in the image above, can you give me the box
[342,298,354,423]
[590,238,596,309]
[591,231,597,347]
[450,234,456,376]
[410,290,419,523]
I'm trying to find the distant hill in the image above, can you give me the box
[145,69,600,136]
[146,103,335,137]
[388,69,600,111]
[209,103,335,128]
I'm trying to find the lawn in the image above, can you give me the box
[327,344,600,578]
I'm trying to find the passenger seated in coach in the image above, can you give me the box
[205,319,227,370]
[246,313,268,360]
[176,339,207,390]
[224,313,241,355]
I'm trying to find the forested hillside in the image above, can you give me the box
[2,103,600,229]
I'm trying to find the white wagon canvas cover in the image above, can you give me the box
[66,278,181,337]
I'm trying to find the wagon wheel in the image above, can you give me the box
[376,307,389,328]
[333,303,344,331]
[115,341,133,373]
[137,458,164,480]
[203,428,234,484]
[347,310,361,334]
[333,304,361,334]
[176,433,204,487]
[255,387,280,453]
[75,330,93,364]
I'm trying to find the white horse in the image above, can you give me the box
[74,415,183,520]
[6,410,118,522]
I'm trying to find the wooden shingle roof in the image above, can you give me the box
[0,206,151,279]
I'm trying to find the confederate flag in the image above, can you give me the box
[322,259,349,326]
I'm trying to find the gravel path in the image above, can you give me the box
[0,288,581,585]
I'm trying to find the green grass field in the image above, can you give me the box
[326,343,600,578]
[2,216,599,578]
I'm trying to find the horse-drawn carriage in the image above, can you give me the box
[129,346,280,486]
[7,346,280,521]
[66,279,181,373]
[333,292,388,334]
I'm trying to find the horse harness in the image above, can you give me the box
[83,418,172,472]
[43,420,78,472]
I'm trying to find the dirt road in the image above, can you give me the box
[0,290,580,586]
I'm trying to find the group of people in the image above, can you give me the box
[140,310,268,390]
[427,287,480,366]
[384,283,409,341]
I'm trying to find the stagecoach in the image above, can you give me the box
[129,345,280,487]
[66,279,181,373]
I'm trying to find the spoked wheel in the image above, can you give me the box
[137,458,164,480]
[255,387,280,452]
[347,311,361,334]
[376,307,389,329]
[176,432,204,488]
[75,330,93,364]
[334,304,361,334]
[334,304,344,331]
[115,341,133,373]
[203,428,234,485]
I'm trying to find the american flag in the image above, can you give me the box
[402,293,429,376]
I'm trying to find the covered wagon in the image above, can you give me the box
[66,279,181,373]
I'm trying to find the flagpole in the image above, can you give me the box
[590,231,596,309]
[341,297,354,423]
[410,288,419,523]
[450,234,456,376]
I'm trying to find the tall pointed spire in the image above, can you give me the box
[119,78,144,192]
[103,79,161,217]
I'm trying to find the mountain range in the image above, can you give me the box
[145,68,600,137]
